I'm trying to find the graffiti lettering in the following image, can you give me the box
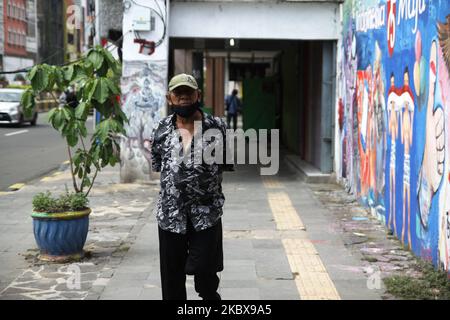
[397,0,426,34]
[356,5,386,32]
[387,0,396,56]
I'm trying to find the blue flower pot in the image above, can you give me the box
[31,209,91,262]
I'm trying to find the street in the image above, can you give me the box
[0,112,93,191]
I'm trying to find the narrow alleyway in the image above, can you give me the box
[0,145,421,300]
[99,152,408,300]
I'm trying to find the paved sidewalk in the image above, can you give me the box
[97,160,385,300]
[0,152,418,300]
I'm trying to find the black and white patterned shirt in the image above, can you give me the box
[150,110,234,234]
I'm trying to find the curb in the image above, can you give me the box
[36,100,58,113]
[2,160,70,194]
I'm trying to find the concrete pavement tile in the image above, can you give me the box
[257,279,299,300]
[220,288,260,300]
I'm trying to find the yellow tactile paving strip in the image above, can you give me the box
[267,192,305,231]
[261,177,284,189]
[283,239,341,300]
[263,178,341,300]
[8,183,24,191]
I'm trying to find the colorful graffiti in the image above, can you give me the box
[337,0,450,273]
[120,61,167,182]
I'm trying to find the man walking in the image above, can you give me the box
[150,73,233,300]
[225,89,242,130]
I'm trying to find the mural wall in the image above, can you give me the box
[120,61,166,182]
[336,0,450,273]
[120,0,169,182]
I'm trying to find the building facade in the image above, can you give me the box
[36,0,64,65]
[0,0,4,71]
[3,0,35,81]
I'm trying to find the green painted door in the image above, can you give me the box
[242,77,276,131]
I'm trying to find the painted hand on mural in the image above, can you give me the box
[437,15,450,272]
[417,41,445,229]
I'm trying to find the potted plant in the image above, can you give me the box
[22,46,128,263]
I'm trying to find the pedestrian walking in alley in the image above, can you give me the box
[150,73,234,300]
[225,89,242,130]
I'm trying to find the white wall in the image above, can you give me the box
[169,1,341,40]
[122,0,169,61]
[3,56,34,81]
[120,0,169,183]
[0,1,4,57]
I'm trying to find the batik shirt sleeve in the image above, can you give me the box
[150,121,163,172]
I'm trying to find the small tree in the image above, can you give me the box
[22,46,128,198]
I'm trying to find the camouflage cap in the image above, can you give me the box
[168,73,199,91]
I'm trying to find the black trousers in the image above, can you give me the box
[158,219,223,300]
[227,113,238,130]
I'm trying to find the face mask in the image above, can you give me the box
[172,101,200,118]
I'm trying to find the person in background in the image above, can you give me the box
[225,89,242,130]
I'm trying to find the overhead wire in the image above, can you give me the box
[0,31,130,76]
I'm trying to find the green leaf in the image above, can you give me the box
[83,60,94,77]
[78,167,84,179]
[113,102,129,124]
[21,90,35,118]
[104,49,116,66]
[105,78,120,95]
[93,78,110,104]
[72,65,88,83]
[77,121,88,137]
[67,134,79,147]
[61,106,74,121]
[52,109,64,129]
[28,65,38,81]
[75,102,89,120]
[88,51,104,70]
[31,66,49,92]
[109,155,118,166]
[47,107,58,123]
[63,65,74,81]
[46,67,56,91]
[81,176,91,189]
[54,68,65,89]
[84,79,97,102]
[95,119,110,143]
[73,156,80,168]
[97,60,109,77]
